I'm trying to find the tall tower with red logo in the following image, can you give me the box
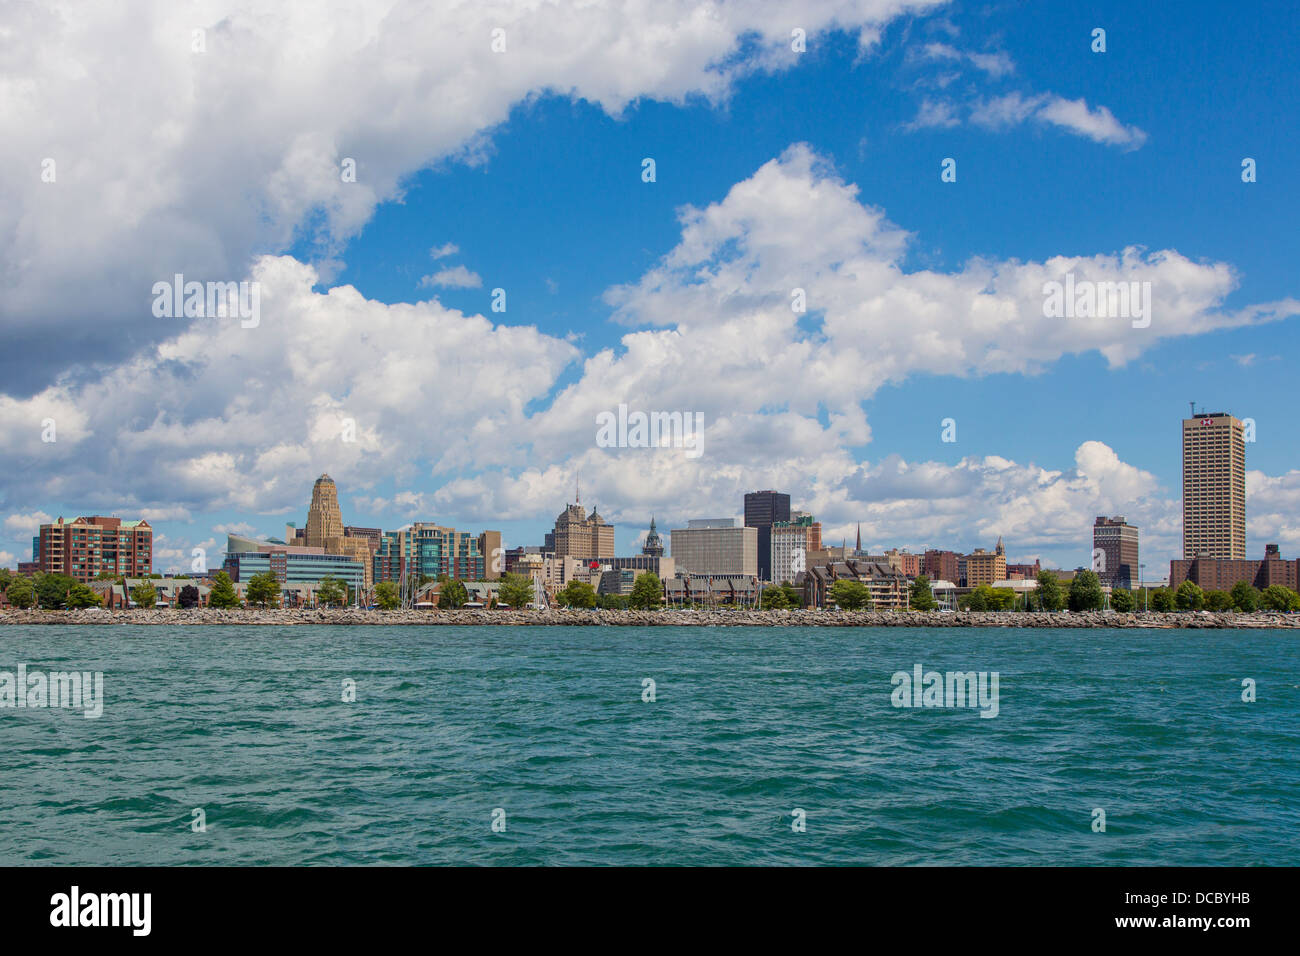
[1181,408,1246,559]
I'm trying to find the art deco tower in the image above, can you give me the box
[305,474,345,547]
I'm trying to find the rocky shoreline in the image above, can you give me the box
[1,607,1297,628]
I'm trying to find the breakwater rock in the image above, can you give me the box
[2,607,1297,628]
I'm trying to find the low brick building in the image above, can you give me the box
[1170,544,1300,592]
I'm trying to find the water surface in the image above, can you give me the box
[2,625,1296,865]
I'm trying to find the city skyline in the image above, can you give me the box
[2,408,1288,580]
[3,2,1298,577]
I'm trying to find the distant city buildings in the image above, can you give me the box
[744,489,790,582]
[1093,516,1139,590]
[771,514,821,585]
[923,549,960,585]
[1004,559,1041,580]
[670,518,758,577]
[964,538,1007,587]
[641,517,665,557]
[552,492,615,562]
[882,548,921,578]
[15,404,1292,606]
[1182,409,1246,559]
[35,516,152,582]
[288,474,377,587]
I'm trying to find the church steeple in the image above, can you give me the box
[855,523,861,555]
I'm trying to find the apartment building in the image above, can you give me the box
[37,516,153,582]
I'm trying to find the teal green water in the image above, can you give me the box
[1,625,1297,865]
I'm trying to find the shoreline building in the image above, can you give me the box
[1093,516,1139,590]
[1170,543,1300,592]
[372,525,499,583]
[1182,409,1246,559]
[36,516,153,582]
[744,490,790,582]
[802,560,910,610]
[222,533,365,594]
[671,518,758,578]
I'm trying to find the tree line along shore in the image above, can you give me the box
[1,607,1297,627]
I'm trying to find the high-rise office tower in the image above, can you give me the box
[1182,409,1246,559]
[743,490,790,582]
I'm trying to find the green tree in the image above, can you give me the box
[909,574,937,611]
[0,568,13,594]
[374,581,400,610]
[246,571,281,608]
[1035,571,1065,611]
[557,580,597,609]
[1259,585,1300,612]
[1229,580,1260,612]
[1174,579,1205,611]
[1110,588,1135,612]
[35,573,77,609]
[1068,570,1105,612]
[761,586,790,610]
[1149,587,1175,612]
[66,582,102,608]
[629,572,663,609]
[208,571,241,609]
[1203,590,1233,611]
[6,577,37,608]
[988,585,1017,610]
[316,575,347,607]
[597,593,631,610]
[437,579,468,609]
[498,572,535,610]
[780,582,802,608]
[828,579,872,610]
[178,585,200,609]
[131,579,158,608]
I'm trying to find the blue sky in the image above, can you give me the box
[2,0,1297,576]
